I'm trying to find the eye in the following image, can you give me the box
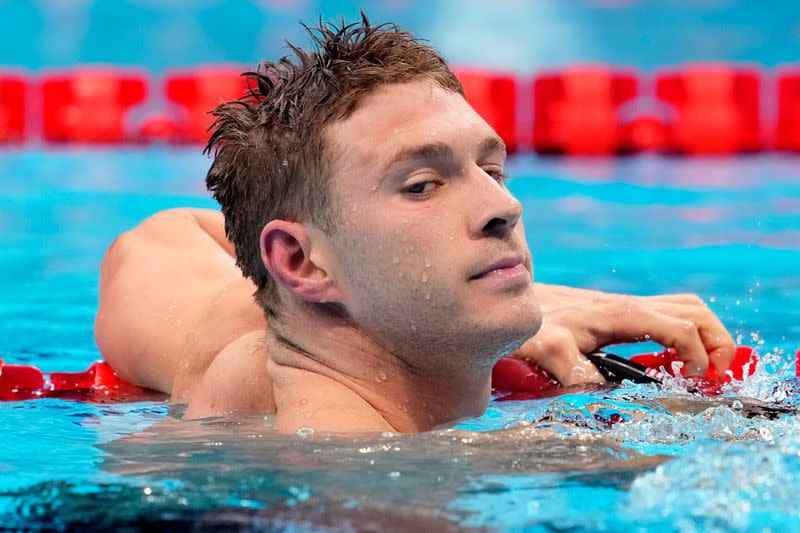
[485,167,509,183]
[404,181,440,196]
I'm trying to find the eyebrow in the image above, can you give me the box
[384,134,507,174]
[385,141,454,171]
[477,135,507,158]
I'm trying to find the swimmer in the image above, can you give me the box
[94,14,736,433]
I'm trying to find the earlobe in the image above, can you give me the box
[260,221,342,304]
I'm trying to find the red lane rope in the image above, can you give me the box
[492,345,773,400]
[0,360,160,402]
[0,345,790,403]
[3,64,800,152]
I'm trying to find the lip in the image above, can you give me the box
[470,255,527,280]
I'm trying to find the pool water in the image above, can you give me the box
[1,149,800,531]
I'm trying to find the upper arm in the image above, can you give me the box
[94,208,266,394]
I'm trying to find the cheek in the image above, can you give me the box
[333,217,463,311]
[513,222,532,257]
[330,218,404,292]
[515,220,529,243]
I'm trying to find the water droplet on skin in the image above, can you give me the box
[392,257,400,264]
[424,259,431,268]
[299,398,308,405]
[282,160,288,167]
[399,405,408,413]
[411,325,417,331]
[176,319,183,327]
[352,204,358,212]
[424,292,431,300]
[296,427,314,437]
[377,370,387,382]
[421,273,429,283]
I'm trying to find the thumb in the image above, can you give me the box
[514,326,605,386]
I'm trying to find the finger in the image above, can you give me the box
[516,326,605,386]
[640,293,708,305]
[644,301,736,377]
[600,303,709,376]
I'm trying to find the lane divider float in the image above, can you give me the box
[0,360,159,402]
[1,346,796,404]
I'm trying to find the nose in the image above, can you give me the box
[469,170,523,239]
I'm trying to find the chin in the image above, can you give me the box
[472,298,543,360]
[504,306,543,354]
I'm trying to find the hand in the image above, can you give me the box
[511,283,737,386]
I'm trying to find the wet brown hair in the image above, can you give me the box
[204,12,463,318]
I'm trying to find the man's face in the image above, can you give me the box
[318,80,541,371]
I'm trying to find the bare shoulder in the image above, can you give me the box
[95,207,264,393]
[182,334,393,435]
[102,208,225,262]
[268,362,394,434]
[183,330,275,419]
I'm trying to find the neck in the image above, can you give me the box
[266,302,492,433]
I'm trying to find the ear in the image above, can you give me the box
[260,220,343,304]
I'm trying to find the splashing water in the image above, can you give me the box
[625,440,800,531]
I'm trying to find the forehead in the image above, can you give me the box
[326,80,494,182]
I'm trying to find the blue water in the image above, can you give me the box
[1,149,800,530]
